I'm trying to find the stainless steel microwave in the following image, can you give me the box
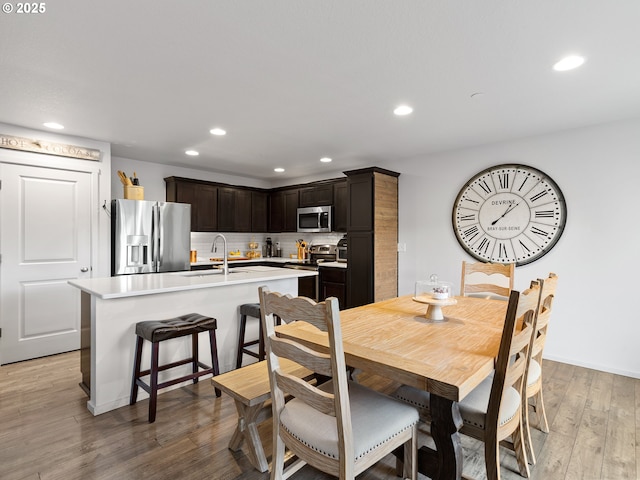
[297,206,332,233]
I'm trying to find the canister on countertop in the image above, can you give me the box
[264,237,273,258]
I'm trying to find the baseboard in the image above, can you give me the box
[543,353,640,380]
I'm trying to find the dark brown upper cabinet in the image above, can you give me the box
[251,190,269,232]
[269,188,299,233]
[165,177,218,231]
[218,187,252,232]
[166,176,347,234]
[333,179,347,232]
[298,183,334,207]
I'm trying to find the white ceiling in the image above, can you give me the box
[2,1,639,181]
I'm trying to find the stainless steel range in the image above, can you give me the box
[283,244,337,300]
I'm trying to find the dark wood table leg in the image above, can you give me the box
[429,393,464,480]
[407,393,463,479]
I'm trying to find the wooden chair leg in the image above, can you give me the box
[484,436,501,480]
[271,431,286,480]
[534,389,549,433]
[512,423,531,478]
[523,398,537,465]
[258,319,265,361]
[236,314,247,369]
[130,335,143,405]
[192,333,199,384]
[404,428,417,480]
[395,456,404,478]
[149,341,160,423]
[209,330,221,397]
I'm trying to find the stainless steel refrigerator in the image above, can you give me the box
[111,199,191,275]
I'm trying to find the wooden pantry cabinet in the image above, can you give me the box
[344,167,399,308]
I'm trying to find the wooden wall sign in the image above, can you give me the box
[0,134,101,161]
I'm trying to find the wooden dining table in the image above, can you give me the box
[276,294,508,480]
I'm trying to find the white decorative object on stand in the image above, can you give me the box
[413,274,456,321]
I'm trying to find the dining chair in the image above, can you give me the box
[522,273,558,465]
[258,286,419,480]
[460,260,515,299]
[394,284,539,480]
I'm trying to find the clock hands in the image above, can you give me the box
[491,202,520,225]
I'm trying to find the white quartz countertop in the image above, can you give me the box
[69,266,317,300]
[318,261,347,269]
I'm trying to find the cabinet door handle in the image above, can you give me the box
[80,267,89,272]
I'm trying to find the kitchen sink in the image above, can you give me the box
[172,269,244,277]
[172,265,279,278]
[171,269,222,277]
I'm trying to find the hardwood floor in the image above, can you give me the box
[0,351,637,480]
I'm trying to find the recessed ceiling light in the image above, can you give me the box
[320,157,332,163]
[43,122,64,130]
[274,167,285,173]
[185,150,199,156]
[553,55,585,71]
[393,105,413,116]
[210,128,227,136]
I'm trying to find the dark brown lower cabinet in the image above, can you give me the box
[345,232,373,308]
[298,275,318,301]
[320,266,347,310]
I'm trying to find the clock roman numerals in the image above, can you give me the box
[498,173,509,189]
[517,178,528,192]
[458,213,476,222]
[463,225,479,240]
[478,180,492,195]
[454,164,566,266]
[529,189,549,202]
[477,237,491,254]
[535,210,555,218]
[530,226,550,237]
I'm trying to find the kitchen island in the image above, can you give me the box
[69,266,316,415]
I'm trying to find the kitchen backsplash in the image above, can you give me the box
[190,231,344,260]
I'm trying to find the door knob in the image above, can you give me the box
[80,267,89,272]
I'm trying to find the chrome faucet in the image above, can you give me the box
[211,233,229,275]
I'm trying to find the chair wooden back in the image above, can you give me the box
[487,283,538,441]
[460,261,515,299]
[530,273,558,367]
[258,286,353,473]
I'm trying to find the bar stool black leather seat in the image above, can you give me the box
[130,313,221,423]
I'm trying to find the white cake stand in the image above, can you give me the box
[412,295,457,321]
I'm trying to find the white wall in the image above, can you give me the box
[386,118,640,379]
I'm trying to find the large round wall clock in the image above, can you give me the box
[452,164,567,266]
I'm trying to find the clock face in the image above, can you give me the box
[452,164,567,266]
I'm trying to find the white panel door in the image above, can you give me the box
[0,163,92,364]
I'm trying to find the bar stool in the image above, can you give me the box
[235,303,282,368]
[130,313,221,423]
[236,303,263,369]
